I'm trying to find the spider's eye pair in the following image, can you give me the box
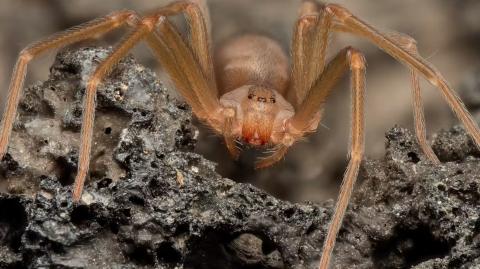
[248,94,276,104]
[259,97,276,103]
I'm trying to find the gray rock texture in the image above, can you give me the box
[0,47,479,269]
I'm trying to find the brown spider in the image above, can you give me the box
[1,1,480,268]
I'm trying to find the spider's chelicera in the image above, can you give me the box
[1,1,479,268]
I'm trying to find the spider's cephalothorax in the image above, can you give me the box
[215,34,307,149]
[1,1,480,268]
[242,86,287,146]
[219,85,295,146]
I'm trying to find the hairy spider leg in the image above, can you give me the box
[256,0,332,169]
[0,10,137,164]
[335,26,441,164]
[290,46,366,269]
[73,0,222,201]
[290,0,332,108]
[328,4,480,150]
[286,2,480,268]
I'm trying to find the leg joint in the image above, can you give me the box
[19,49,33,62]
[141,16,161,31]
[116,10,141,27]
[325,4,352,21]
[296,15,319,31]
[108,10,138,23]
[184,1,201,13]
[346,47,366,70]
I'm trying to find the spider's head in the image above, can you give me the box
[241,86,279,146]
[219,85,294,147]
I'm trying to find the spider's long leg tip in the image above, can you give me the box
[427,155,441,165]
[0,147,8,160]
[72,192,82,203]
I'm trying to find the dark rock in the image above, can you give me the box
[0,47,479,269]
[340,126,480,269]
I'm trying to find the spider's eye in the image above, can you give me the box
[270,97,276,103]
[248,94,254,99]
[257,97,267,103]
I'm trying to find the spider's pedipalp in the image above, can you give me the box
[223,115,241,159]
[255,145,289,169]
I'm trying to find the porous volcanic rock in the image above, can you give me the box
[0,47,479,269]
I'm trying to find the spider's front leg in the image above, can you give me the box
[256,0,332,168]
[73,0,224,201]
[291,3,480,267]
[0,0,221,202]
[0,10,138,162]
[327,3,480,151]
[288,46,367,269]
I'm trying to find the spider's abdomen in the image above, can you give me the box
[215,34,289,96]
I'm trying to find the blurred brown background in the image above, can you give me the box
[1,0,479,203]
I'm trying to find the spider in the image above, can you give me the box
[1,0,479,268]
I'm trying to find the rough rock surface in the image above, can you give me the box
[0,47,479,269]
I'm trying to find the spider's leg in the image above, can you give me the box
[320,48,366,269]
[289,47,366,269]
[410,67,440,163]
[147,17,230,149]
[149,0,215,92]
[256,1,335,169]
[149,14,220,120]
[395,35,440,164]
[290,1,333,107]
[185,0,216,91]
[146,2,228,134]
[0,10,136,160]
[73,18,154,202]
[336,26,440,163]
[379,32,441,163]
[327,4,480,150]
[144,24,207,119]
[74,2,223,201]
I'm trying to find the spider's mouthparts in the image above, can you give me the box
[241,127,275,148]
[243,132,268,146]
[247,139,267,146]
